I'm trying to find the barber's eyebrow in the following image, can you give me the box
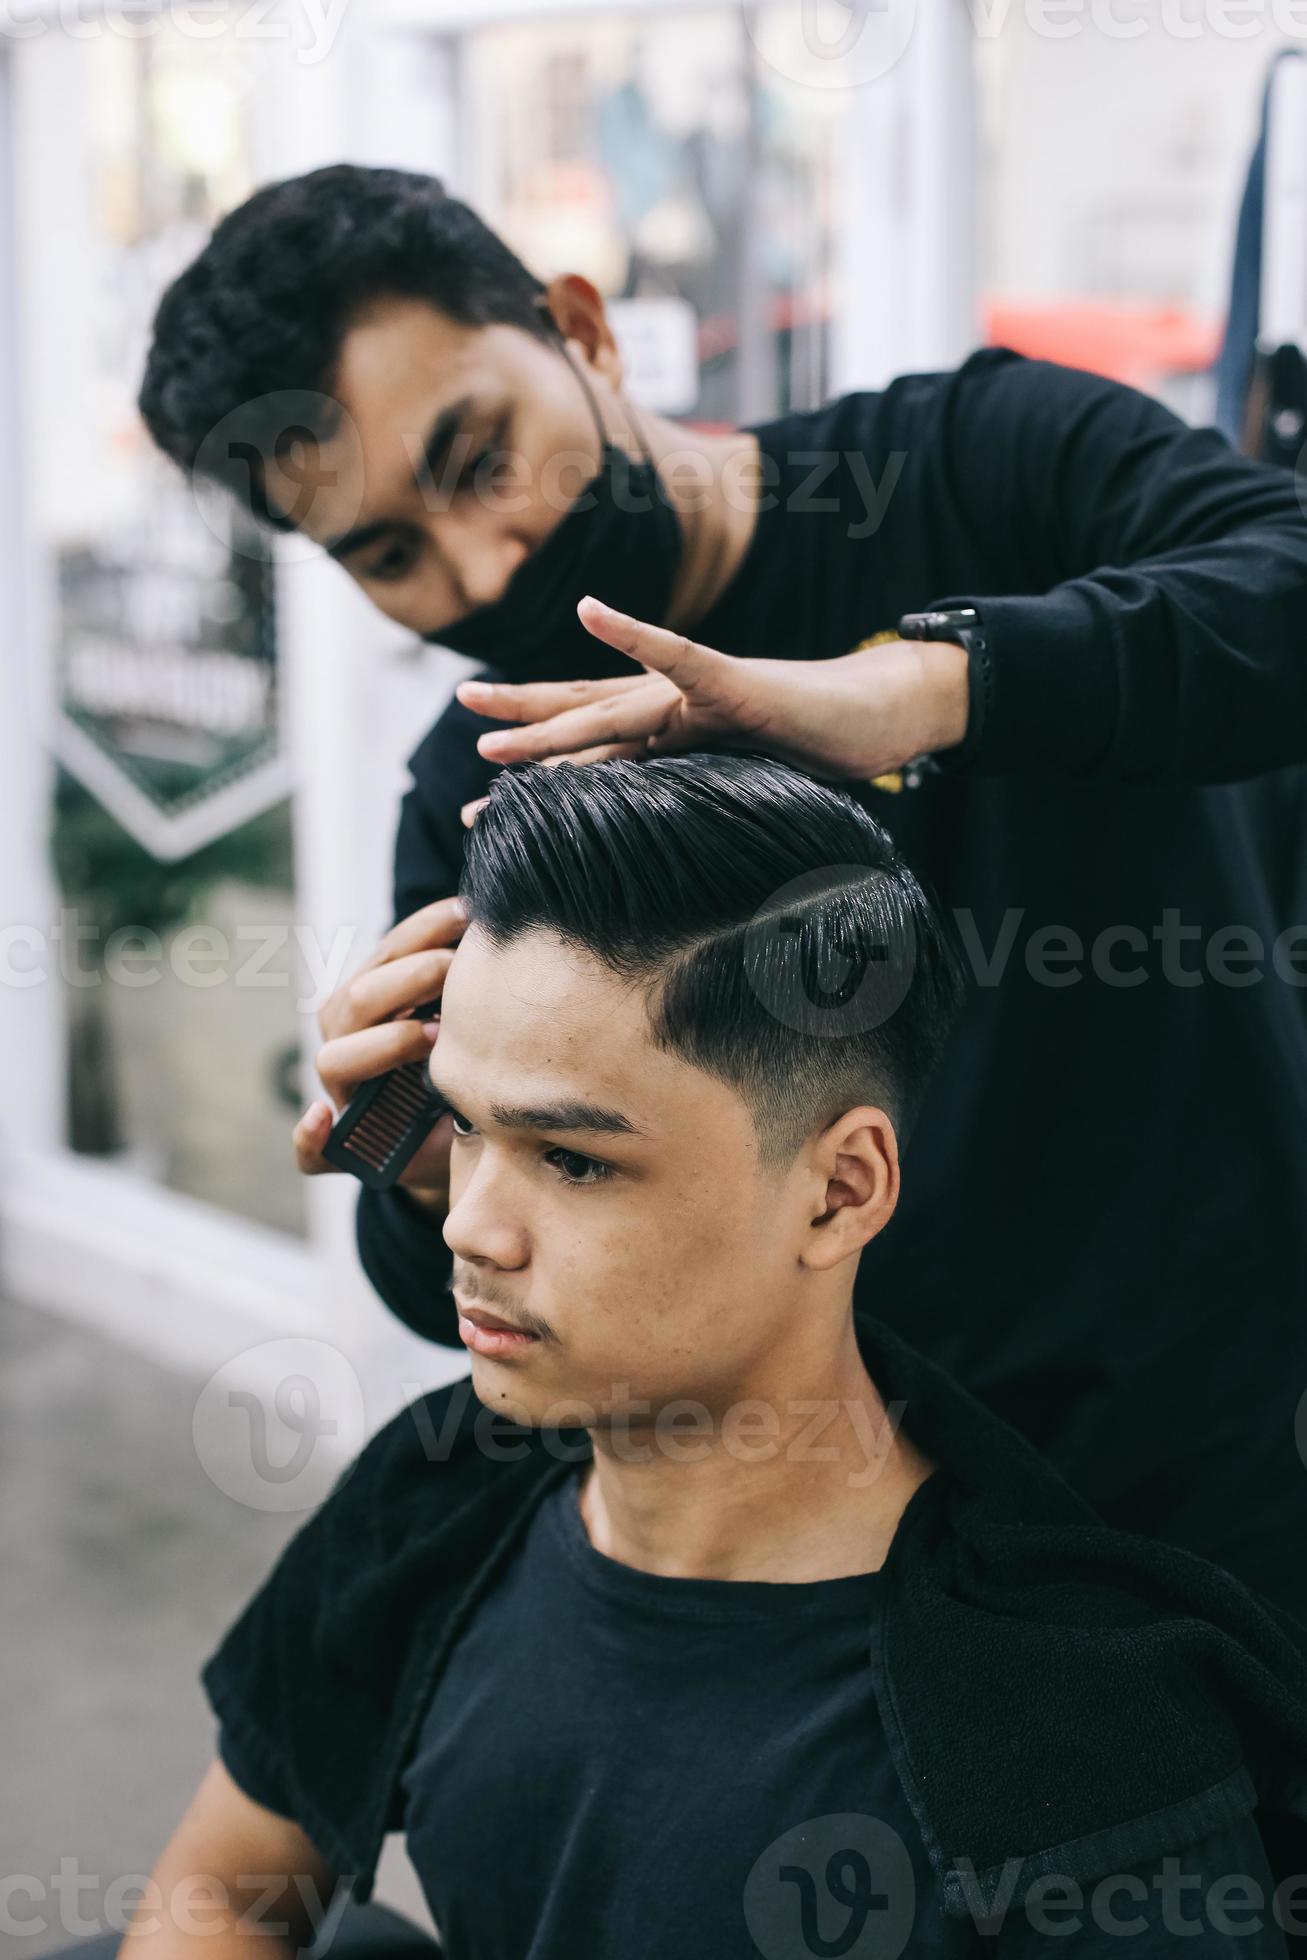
[323,395,476,562]
[429,1066,649,1140]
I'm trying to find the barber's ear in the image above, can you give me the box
[800,1109,900,1273]
[537,275,624,389]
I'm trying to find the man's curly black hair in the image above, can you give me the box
[137,163,555,526]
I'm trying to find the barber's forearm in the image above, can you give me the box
[834,637,972,773]
[356,1184,462,1345]
[911,639,971,754]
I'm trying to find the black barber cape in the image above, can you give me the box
[357,347,1307,1619]
[200,1313,1307,1926]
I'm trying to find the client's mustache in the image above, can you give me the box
[447,1267,550,1338]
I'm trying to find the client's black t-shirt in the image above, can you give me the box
[316,1466,1277,1960]
[395,1464,945,1958]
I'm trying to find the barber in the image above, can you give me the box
[139,166,1307,1621]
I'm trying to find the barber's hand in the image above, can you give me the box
[455,597,970,825]
[293,895,468,1212]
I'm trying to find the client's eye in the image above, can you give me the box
[546,1148,613,1188]
[441,1105,611,1187]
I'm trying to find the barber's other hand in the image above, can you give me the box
[454,597,970,824]
[293,895,468,1212]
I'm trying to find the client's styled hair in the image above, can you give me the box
[460,752,967,1168]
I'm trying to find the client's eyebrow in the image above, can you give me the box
[429,1069,649,1140]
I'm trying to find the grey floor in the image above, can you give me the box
[0,1294,434,1960]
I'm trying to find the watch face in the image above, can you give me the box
[900,607,979,639]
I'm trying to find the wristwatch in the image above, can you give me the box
[897,605,991,772]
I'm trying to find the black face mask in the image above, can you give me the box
[427,319,683,683]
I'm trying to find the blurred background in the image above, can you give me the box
[0,0,1299,1951]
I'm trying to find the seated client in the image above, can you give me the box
[128,752,1307,1959]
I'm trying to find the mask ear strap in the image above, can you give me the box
[535,294,657,471]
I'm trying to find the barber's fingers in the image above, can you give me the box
[456,672,647,721]
[370,893,468,965]
[576,597,743,704]
[311,1016,440,1125]
[319,945,455,1042]
[472,676,677,765]
[296,1019,437,1175]
[294,1099,337,1177]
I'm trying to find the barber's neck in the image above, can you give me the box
[575,1302,935,1586]
[605,394,764,636]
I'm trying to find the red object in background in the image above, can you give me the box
[981,297,1223,391]
[682,293,1225,433]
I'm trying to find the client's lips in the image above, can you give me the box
[460,1304,526,1334]
[455,1297,541,1358]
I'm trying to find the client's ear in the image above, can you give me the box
[800,1107,900,1273]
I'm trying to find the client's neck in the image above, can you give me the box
[576,1308,935,1585]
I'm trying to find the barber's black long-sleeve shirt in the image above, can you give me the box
[357,346,1307,1615]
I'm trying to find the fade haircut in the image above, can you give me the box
[459,752,967,1169]
[137,163,553,528]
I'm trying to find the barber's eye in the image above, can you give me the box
[366,539,418,582]
[458,445,494,491]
